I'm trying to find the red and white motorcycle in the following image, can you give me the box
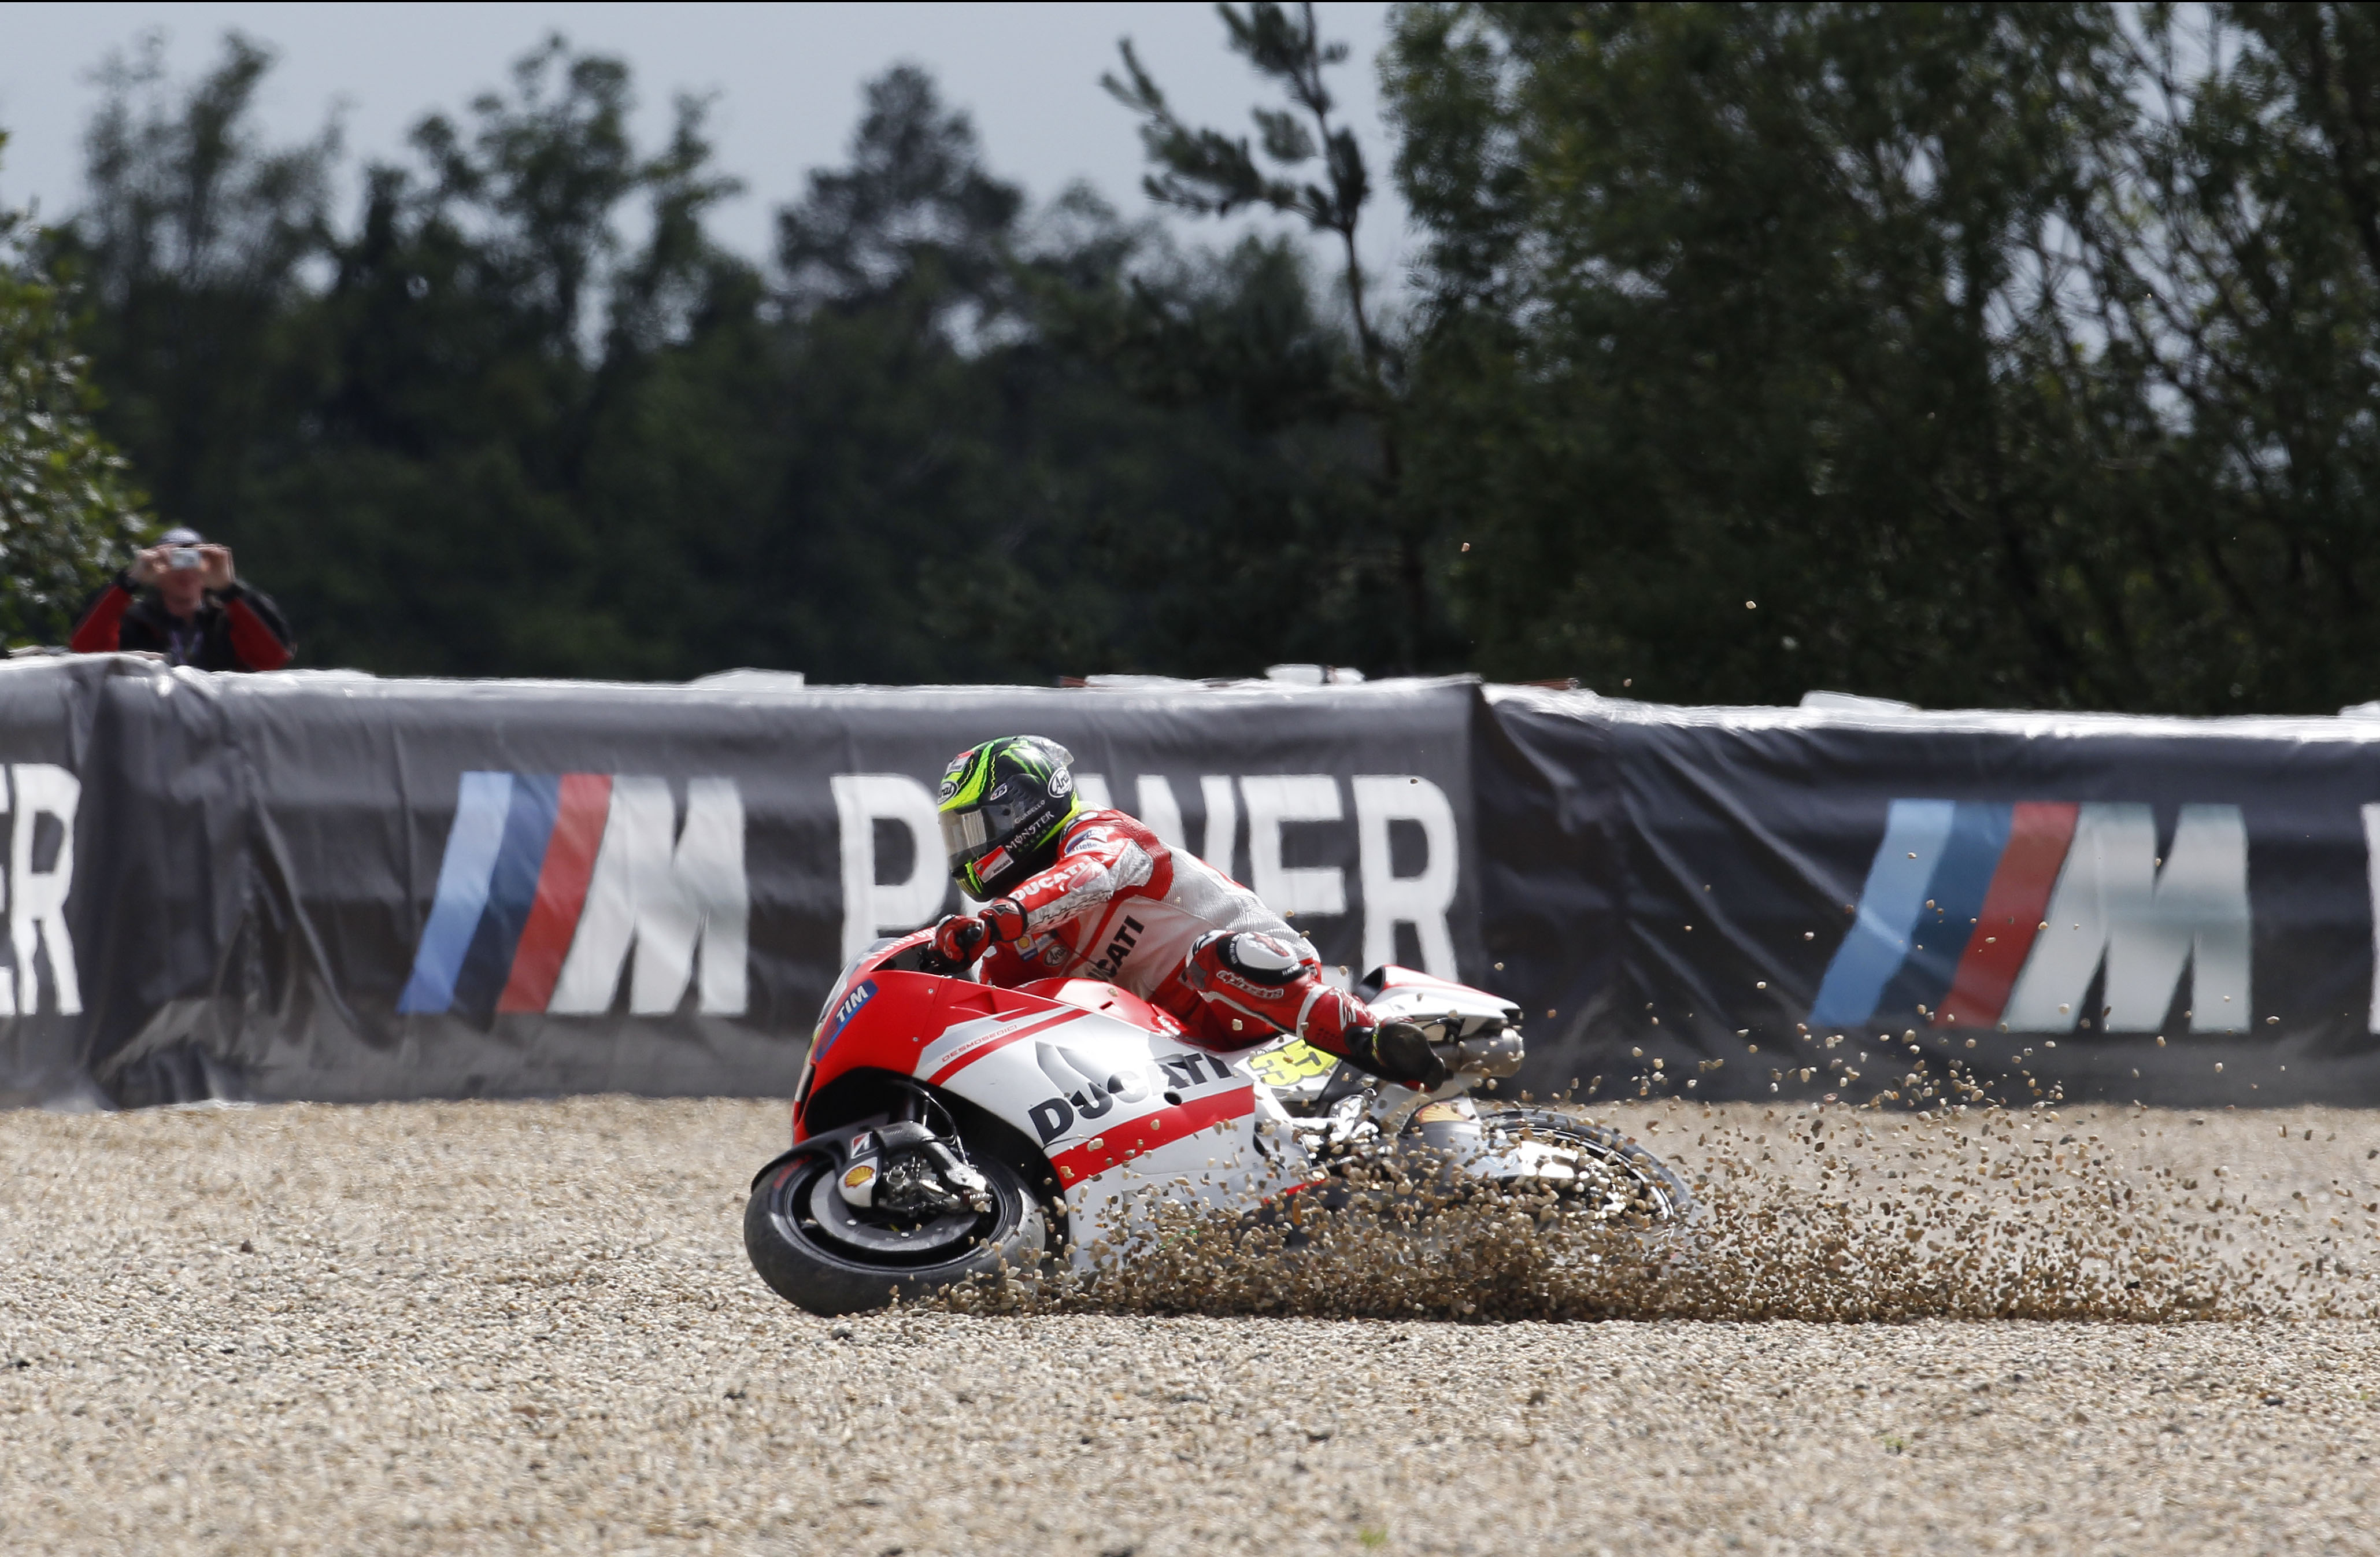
[743,928,1696,1315]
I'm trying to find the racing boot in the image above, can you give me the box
[1342,1020,1452,1091]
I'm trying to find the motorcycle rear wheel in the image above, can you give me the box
[1471,1108,1699,1223]
[744,1146,1050,1316]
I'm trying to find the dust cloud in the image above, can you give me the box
[938,1099,2380,1323]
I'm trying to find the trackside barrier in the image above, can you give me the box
[1,656,2375,1107]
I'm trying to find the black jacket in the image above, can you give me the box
[69,574,296,671]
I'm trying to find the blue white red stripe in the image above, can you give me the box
[1811,799,2086,1030]
[401,771,618,1018]
[398,772,516,1014]
[498,773,613,1012]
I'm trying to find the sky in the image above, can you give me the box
[0,1,1407,286]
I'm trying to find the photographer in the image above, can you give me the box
[69,527,294,671]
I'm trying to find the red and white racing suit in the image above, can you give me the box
[974,808,1377,1057]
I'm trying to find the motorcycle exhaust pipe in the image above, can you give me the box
[1448,1030,1524,1079]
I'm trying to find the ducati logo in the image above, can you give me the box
[1090,916,1144,980]
[1024,1042,1237,1144]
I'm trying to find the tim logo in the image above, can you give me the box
[399,773,747,1018]
[816,978,876,1062]
[1811,801,2249,1034]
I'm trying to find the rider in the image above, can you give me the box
[927,735,1449,1090]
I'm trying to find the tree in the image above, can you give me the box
[272,36,758,676]
[2064,3,2380,711]
[0,132,150,647]
[1386,2,2380,713]
[58,6,2380,707]
[777,64,1022,319]
[67,32,335,546]
[64,32,760,676]
[54,36,1399,683]
[1389,3,2154,707]
[737,64,1391,682]
[1106,1,1385,380]
[1105,1,1457,669]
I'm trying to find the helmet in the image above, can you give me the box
[936,735,1081,898]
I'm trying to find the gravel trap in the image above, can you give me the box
[3,1096,2378,1553]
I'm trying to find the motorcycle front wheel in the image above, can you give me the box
[743,1145,1050,1316]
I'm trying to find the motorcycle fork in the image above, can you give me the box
[886,1075,961,1142]
[1368,1080,1490,1183]
[1408,1092,1486,1156]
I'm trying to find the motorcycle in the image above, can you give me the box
[743,927,1697,1315]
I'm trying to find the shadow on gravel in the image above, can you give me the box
[929,1101,2380,1323]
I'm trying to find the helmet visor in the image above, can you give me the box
[939,790,1052,874]
[939,805,990,867]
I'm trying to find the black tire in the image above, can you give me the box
[1471,1108,1700,1224]
[743,1145,1051,1316]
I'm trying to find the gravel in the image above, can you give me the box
[4,1095,2380,1553]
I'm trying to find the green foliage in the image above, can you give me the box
[45,6,2380,709]
[1106,2,1456,668]
[1389,2,2380,712]
[51,32,1423,682]
[0,133,149,647]
[1104,3,1371,331]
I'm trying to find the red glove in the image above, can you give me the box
[930,900,1026,966]
[979,897,1026,942]
[931,915,991,966]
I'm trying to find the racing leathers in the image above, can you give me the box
[934,807,1442,1084]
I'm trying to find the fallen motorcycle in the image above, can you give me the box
[743,928,1697,1315]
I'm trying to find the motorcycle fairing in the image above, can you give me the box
[1364,963,1523,1035]
[799,952,1312,1256]
[794,968,964,1137]
[918,1000,1313,1255]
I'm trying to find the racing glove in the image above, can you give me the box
[930,914,991,967]
[928,898,1027,967]
[979,897,1027,942]
[1343,1020,1452,1091]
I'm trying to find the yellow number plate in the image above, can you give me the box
[1249,1040,1337,1088]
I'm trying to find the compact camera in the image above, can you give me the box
[168,547,202,571]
